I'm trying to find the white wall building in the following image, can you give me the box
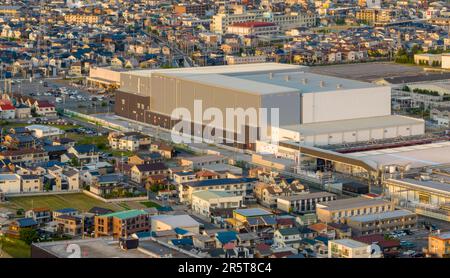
[151,215,200,234]
[0,174,21,194]
[26,125,64,139]
[192,190,243,217]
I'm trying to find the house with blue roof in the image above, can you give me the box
[170,238,194,247]
[67,144,99,164]
[6,217,38,238]
[215,231,238,248]
[52,208,78,218]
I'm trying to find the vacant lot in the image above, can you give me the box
[1,193,124,212]
[0,237,30,258]
[309,62,425,82]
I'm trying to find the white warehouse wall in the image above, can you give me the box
[301,86,391,124]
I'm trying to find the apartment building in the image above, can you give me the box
[428,232,450,258]
[94,210,150,238]
[212,10,316,33]
[64,14,99,24]
[316,197,394,223]
[346,209,417,236]
[178,177,257,203]
[192,190,243,217]
[328,239,374,258]
[277,192,337,213]
[226,55,267,65]
[174,3,209,17]
[227,22,279,37]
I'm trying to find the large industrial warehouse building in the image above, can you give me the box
[114,63,424,150]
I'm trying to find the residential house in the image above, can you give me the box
[25,208,52,226]
[151,214,200,234]
[108,132,151,151]
[33,101,56,117]
[66,145,99,164]
[192,190,243,218]
[180,155,228,170]
[273,227,302,249]
[231,208,277,232]
[54,214,83,236]
[0,101,15,119]
[150,142,174,158]
[21,174,42,192]
[128,152,163,165]
[0,173,21,194]
[90,174,130,196]
[6,218,38,239]
[52,208,78,219]
[173,171,197,184]
[15,103,31,119]
[130,163,169,184]
[26,125,63,139]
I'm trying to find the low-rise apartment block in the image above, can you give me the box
[277,192,337,213]
[95,210,150,238]
[316,197,394,223]
[178,177,257,203]
[346,209,417,236]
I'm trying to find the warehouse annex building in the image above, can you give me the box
[114,63,424,151]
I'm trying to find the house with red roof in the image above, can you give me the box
[34,100,57,117]
[0,100,16,119]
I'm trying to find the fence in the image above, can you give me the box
[63,109,130,132]
[82,190,148,203]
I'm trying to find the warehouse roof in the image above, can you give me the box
[348,141,450,169]
[281,115,424,136]
[124,63,381,96]
[385,178,450,196]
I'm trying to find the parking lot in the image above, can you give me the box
[11,78,114,115]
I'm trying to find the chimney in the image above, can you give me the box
[336,84,342,89]
[301,78,308,85]
[269,72,273,79]
[320,80,325,87]
[284,75,290,82]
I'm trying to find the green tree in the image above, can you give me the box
[44,181,52,192]
[19,228,39,245]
